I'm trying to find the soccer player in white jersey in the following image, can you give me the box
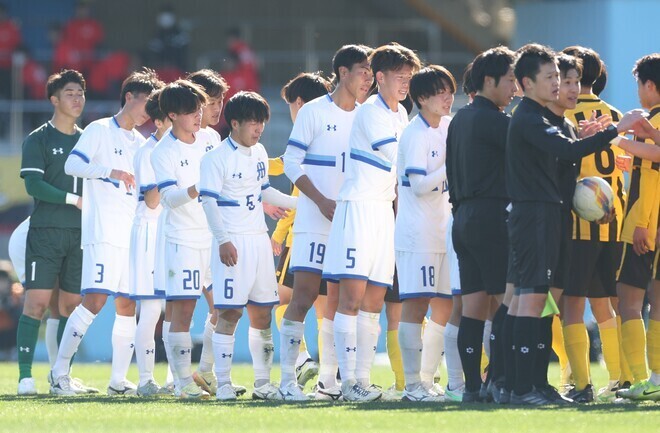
[150,79,216,399]
[200,91,297,401]
[131,88,172,396]
[186,69,235,396]
[322,43,421,402]
[395,65,456,402]
[50,69,163,396]
[278,45,373,401]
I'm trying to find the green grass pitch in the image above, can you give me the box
[0,362,658,433]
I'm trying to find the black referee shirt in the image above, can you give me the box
[446,95,510,207]
[543,107,581,209]
[506,97,618,204]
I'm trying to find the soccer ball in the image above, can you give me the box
[572,177,615,222]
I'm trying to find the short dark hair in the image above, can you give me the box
[186,69,229,99]
[46,69,86,99]
[145,88,167,122]
[120,68,164,107]
[633,53,660,92]
[159,79,208,119]
[409,65,457,109]
[592,62,607,96]
[224,91,270,126]
[462,62,476,96]
[332,44,372,82]
[470,46,516,91]
[562,46,602,88]
[281,72,331,104]
[556,54,583,79]
[514,43,556,91]
[369,43,421,76]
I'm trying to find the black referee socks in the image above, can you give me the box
[513,316,541,396]
[458,316,485,393]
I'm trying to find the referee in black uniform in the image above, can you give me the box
[446,46,517,402]
[506,43,643,405]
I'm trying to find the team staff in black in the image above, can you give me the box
[446,46,518,402]
[506,43,644,405]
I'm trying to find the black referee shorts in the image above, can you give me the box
[550,208,573,291]
[564,240,622,298]
[617,243,655,291]
[276,246,328,296]
[508,202,561,292]
[384,267,401,303]
[453,199,508,295]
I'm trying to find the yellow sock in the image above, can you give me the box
[386,330,405,391]
[648,320,660,375]
[552,315,570,375]
[621,319,648,384]
[480,346,489,375]
[563,323,591,390]
[598,318,621,381]
[275,305,287,330]
[276,304,307,354]
[617,316,633,384]
[317,318,323,364]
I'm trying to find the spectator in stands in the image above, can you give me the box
[60,1,104,75]
[0,4,21,98]
[147,5,189,70]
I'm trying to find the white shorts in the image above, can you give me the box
[446,216,461,296]
[289,232,329,275]
[8,217,29,283]
[395,251,451,299]
[81,243,130,297]
[322,201,395,287]
[153,210,167,297]
[165,241,212,300]
[129,220,163,300]
[212,233,279,308]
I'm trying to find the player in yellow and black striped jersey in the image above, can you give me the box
[615,53,660,401]
[561,47,628,400]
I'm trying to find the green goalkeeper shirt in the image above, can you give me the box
[20,122,84,229]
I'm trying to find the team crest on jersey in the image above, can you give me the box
[256,161,266,181]
[52,147,64,155]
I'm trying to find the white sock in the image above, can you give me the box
[483,319,493,360]
[45,318,59,368]
[650,372,660,386]
[279,319,305,385]
[162,320,177,384]
[213,332,235,386]
[420,319,445,384]
[318,318,338,387]
[135,300,161,386]
[444,322,464,390]
[169,331,193,388]
[110,314,137,386]
[198,313,215,373]
[399,322,423,388]
[249,327,274,386]
[52,305,95,377]
[355,310,380,385]
[333,312,358,384]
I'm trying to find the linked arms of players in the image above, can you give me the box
[283,144,335,221]
[65,152,135,191]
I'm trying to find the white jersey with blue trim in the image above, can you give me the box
[151,129,216,248]
[69,116,142,248]
[199,137,271,235]
[395,115,451,253]
[134,134,162,222]
[284,94,357,234]
[338,93,408,202]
